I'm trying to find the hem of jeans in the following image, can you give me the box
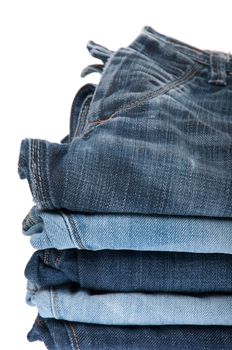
[59,211,86,249]
[50,287,59,319]
[18,138,54,209]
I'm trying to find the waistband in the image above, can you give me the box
[130,26,232,73]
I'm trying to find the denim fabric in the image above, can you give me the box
[28,315,232,350]
[67,83,96,143]
[27,285,232,325]
[25,248,232,293]
[18,26,232,217]
[23,206,232,254]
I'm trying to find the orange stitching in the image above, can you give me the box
[87,114,113,125]
[69,324,81,350]
[87,62,201,125]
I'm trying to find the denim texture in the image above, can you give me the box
[18,26,232,217]
[23,206,232,254]
[19,26,232,347]
[28,315,232,350]
[27,285,232,325]
[25,248,232,293]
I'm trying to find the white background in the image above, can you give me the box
[1,0,231,348]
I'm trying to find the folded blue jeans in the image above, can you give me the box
[27,285,232,325]
[25,248,232,293]
[23,207,232,254]
[18,26,232,217]
[28,315,232,350]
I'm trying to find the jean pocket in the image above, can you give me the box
[84,47,202,130]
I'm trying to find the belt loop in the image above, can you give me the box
[86,41,114,64]
[208,52,227,86]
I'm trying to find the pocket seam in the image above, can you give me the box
[89,62,201,125]
[113,62,201,118]
[80,62,202,139]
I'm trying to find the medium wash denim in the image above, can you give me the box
[23,206,232,254]
[27,285,232,325]
[28,315,232,350]
[25,248,232,293]
[18,26,232,217]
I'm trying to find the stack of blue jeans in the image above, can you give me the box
[18,26,232,349]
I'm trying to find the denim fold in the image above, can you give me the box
[23,206,232,254]
[25,248,232,293]
[19,25,232,347]
[18,26,232,217]
[28,315,232,350]
[27,285,232,325]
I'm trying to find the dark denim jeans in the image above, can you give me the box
[18,26,232,217]
[28,315,232,350]
[25,249,232,293]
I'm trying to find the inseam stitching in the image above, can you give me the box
[69,324,81,350]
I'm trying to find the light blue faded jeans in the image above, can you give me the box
[23,206,232,254]
[27,284,232,326]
